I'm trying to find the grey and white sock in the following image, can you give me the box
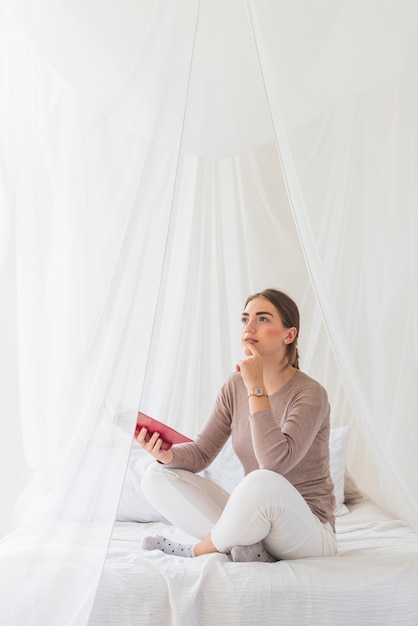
[142,535,196,558]
[230,542,277,563]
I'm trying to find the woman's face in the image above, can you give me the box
[241,296,293,358]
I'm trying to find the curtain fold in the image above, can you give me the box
[1,0,417,624]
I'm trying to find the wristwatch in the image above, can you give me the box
[248,387,268,398]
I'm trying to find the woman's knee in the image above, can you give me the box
[233,470,299,512]
[239,469,289,493]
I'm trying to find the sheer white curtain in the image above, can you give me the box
[1,0,417,624]
[0,0,199,623]
[247,0,418,527]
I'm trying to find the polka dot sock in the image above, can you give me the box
[142,535,196,558]
[230,542,277,563]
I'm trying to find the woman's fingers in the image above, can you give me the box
[134,427,175,465]
[237,343,264,389]
[136,427,163,453]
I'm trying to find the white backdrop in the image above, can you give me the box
[1,0,417,624]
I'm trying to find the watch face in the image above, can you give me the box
[248,387,267,398]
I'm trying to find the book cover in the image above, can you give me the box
[134,411,194,451]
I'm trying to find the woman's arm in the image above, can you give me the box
[250,382,330,474]
[135,382,233,470]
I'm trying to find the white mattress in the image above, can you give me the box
[89,499,418,626]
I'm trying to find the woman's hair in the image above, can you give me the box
[245,288,300,369]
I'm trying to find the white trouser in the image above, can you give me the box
[141,463,337,560]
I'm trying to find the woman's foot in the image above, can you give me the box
[231,542,277,563]
[142,535,195,557]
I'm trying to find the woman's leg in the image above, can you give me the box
[211,469,337,560]
[142,465,336,561]
[141,462,229,540]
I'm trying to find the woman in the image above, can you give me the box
[138,289,337,562]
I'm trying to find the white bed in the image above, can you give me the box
[88,431,418,626]
[89,498,418,626]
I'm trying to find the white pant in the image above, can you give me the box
[141,464,337,560]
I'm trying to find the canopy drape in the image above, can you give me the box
[1,0,417,623]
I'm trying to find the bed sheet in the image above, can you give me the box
[89,499,418,626]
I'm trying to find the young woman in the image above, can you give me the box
[138,289,337,562]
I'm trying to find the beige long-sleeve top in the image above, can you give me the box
[166,369,336,528]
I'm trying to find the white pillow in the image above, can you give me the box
[202,439,244,492]
[329,426,350,516]
[116,446,168,523]
[117,427,350,522]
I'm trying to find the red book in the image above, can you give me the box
[134,411,194,451]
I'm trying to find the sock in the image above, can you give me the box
[230,542,277,563]
[142,535,195,558]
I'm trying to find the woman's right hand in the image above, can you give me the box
[135,427,174,464]
[236,342,265,393]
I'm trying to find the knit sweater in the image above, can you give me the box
[166,369,336,528]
